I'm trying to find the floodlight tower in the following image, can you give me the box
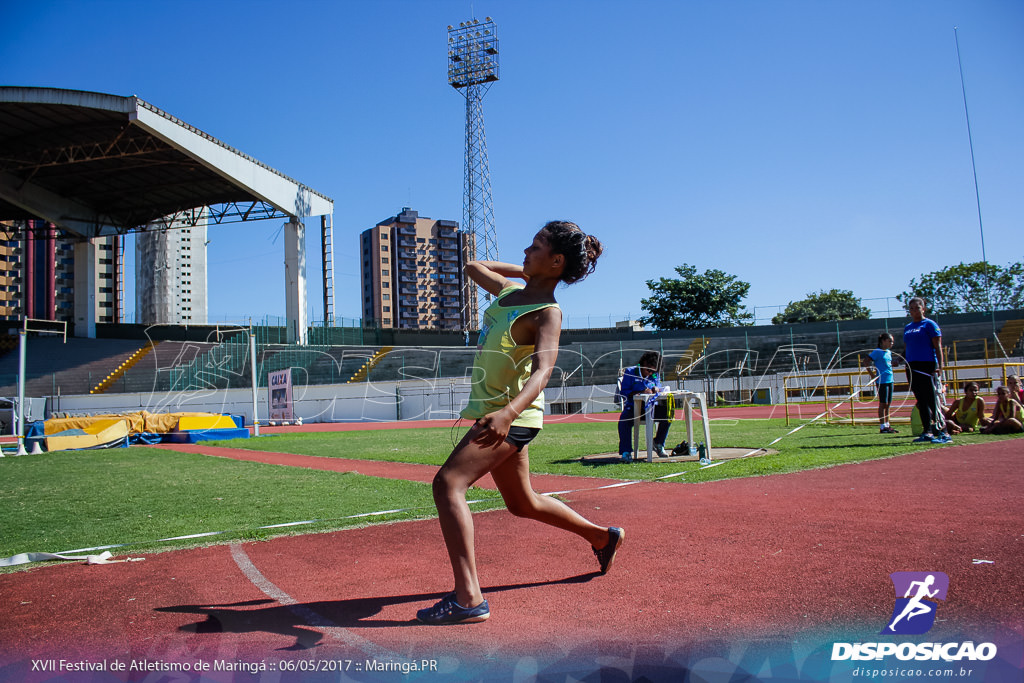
[448,17,499,323]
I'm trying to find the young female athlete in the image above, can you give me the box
[416,221,623,625]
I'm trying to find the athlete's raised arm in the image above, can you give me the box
[464,260,528,297]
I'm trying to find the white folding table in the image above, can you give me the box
[632,390,713,463]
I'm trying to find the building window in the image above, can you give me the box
[381,257,389,264]
[382,281,389,288]
[381,245,388,252]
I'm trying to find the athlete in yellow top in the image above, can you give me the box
[944,382,985,434]
[417,221,623,625]
[982,385,1024,434]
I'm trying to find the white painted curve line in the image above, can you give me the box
[3,506,444,567]
[229,543,397,659]
[596,480,643,490]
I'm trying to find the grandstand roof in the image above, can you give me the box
[0,87,333,238]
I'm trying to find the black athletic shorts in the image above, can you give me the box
[878,382,893,404]
[505,426,541,450]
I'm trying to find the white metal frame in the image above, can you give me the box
[632,391,713,463]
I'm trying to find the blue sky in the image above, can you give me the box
[4,0,1022,328]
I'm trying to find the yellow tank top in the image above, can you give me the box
[461,285,559,428]
[996,399,1024,423]
[954,397,982,428]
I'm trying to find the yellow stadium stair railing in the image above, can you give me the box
[90,342,160,394]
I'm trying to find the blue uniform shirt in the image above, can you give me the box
[868,348,893,384]
[903,319,941,363]
[617,365,662,411]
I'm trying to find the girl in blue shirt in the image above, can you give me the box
[866,332,897,433]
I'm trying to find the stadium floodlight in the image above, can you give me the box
[448,17,499,329]
[447,18,499,89]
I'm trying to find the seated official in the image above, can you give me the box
[944,382,985,434]
[616,351,672,462]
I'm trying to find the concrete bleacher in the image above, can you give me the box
[366,346,477,383]
[2,309,1020,401]
[111,340,220,394]
[301,346,375,385]
[0,337,149,397]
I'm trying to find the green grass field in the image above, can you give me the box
[204,418,1022,483]
[2,418,1019,572]
[0,448,500,568]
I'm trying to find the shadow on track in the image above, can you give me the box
[155,572,599,649]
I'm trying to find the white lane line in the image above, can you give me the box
[229,542,397,659]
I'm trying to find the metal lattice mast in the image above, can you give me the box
[448,17,499,324]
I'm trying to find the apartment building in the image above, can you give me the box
[0,220,119,324]
[135,210,208,325]
[360,208,477,330]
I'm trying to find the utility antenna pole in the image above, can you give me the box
[448,16,499,328]
[954,27,998,346]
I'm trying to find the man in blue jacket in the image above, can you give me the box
[616,351,672,461]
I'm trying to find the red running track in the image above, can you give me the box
[0,438,1022,682]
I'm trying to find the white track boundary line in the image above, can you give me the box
[228,542,397,659]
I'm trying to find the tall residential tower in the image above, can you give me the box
[0,220,119,325]
[360,208,477,330]
[135,209,208,325]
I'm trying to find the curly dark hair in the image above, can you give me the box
[537,220,603,284]
[637,351,661,374]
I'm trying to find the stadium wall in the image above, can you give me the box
[95,308,1024,348]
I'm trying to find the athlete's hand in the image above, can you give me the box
[473,410,514,448]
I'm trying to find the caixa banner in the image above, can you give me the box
[268,369,293,421]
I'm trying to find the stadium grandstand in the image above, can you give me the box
[1,308,1021,428]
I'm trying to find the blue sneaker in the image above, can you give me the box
[912,434,933,443]
[930,433,952,444]
[620,451,632,462]
[416,592,490,625]
[593,527,624,574]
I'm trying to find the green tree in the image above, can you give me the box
[772,289,871,325]
[897,261,1024,314]
[639,264,752,330]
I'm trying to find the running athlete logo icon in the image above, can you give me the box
[882,571,949,635]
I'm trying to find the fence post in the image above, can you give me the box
[824,375,830,424]
[784,374,790,427]
[849,373,855,424]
